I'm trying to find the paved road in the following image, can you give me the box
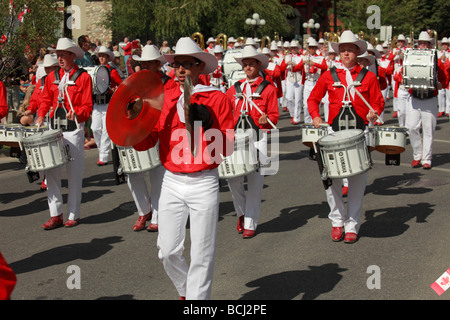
[1,96,450,303]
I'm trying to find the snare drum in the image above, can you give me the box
[22,129,71,172]
[368,127,376,151]
[117,144,161,174]
[218,130,258,179]
[22,125,49,137]
[318,129,371,179]
[373,126,407,154]
[300,123,329,148]
[85,66,110,95]
[0,124,23,142]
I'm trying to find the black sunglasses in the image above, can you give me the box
[172,61,201,69]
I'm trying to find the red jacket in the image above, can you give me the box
[226,76,279,130]
[265,62,283,98]
[308,64,384,125]
[0,82,7,120]
[38,66,93,123]
[0,252,16,300]
[28,77,45,114]
[134,83,235,173]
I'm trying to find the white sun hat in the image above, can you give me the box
[213,45,224,54]
[331,30,367,55]
[357,51,375,65]
[244,38,257,48]
[418,31,435,46]
[308,37,319,47]
[95,46,114,61]
[42,53,59,67]
[164,37,218,74]
[133,45,166,63]
[234,45,269,70]
[366,42,381,58]
[50,37,84,59]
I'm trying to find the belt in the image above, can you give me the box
[94,94,111,104]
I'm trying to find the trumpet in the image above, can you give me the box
[191,32,205,50]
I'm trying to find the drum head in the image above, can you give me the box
[95,66,111,94]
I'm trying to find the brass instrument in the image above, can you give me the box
[370,36,379,47]
[261,36,271,49]
[410,27,415,47]
[191,32,205,50]
[274,32,280,43]
[392,36,398,50]
[428,29,438,49]
[216,33,228,51]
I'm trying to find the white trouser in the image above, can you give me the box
[281,79,287,107]
[91,103,111,162]
[397,88,410,128]
[127,165,165,224]
[406,96,437,165]
[46,124,85,220]
[157,169,219,300]
[227,132,268,231]
[438,89,446,113]
[378,87,389,122]
[326,173,368,234]
[446,88,450,115]
[285,80,303,122]
[302,80,316,124]
[324,126,369,234]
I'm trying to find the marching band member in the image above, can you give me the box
[227,37,236,50]
[303,37,328,124]
[133,37,234,300]
[20,54,59,126]
[92,46,123,166]
[437,37,449,117]
[205,37,216,54]
[280,40,304,124]
[323,43,343,122]
[375,43,393,125]
[264,45,283,101]
[225,45,279,239]
[210,45,226,93]
[407,31,447,170]
[126,45,176,231]
[36,38,93,229]
[308,30,384,243]
[390,35,407,119]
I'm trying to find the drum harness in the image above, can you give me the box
[233,79,278,170]
[52,67,86,132]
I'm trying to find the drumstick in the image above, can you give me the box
[64,85,80,129]
[349,84,384,124]
[241,93,277,130]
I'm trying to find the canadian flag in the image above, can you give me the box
[430,268,450,296]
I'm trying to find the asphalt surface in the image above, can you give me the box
[1,94,450,304]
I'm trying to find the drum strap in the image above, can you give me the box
[234,79,271,97]
[53,67,87,85]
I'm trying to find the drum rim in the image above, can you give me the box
[318,129,364,144]
[22,129,63,144]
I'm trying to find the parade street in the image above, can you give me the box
[1,97,450,301]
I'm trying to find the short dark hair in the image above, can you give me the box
[78,35,89,47]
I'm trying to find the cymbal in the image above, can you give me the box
[106,70,164,147]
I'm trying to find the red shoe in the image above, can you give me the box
[42,215,63,230]
[147,223,158,232]
[411,160,421,168]
[133,212,152,231]
[292,121,300,125]
[422,163,432,170]
[331,227,344,241]
[243,229,256,239]
[344,232,358,243]
[290,118,294,124]
[392,111,398,118]
[437,112,444,117]
[40,180,47,190]
[342,186,348,196]
[65,219,80,227]
[282,107,288,112]
[97,160,108,166]
[180,296,186,300]
[237,215,244,234]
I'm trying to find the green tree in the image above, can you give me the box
[104,0,294,45]
[0,0,61,79]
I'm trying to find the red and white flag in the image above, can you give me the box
[430,268,450,296]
